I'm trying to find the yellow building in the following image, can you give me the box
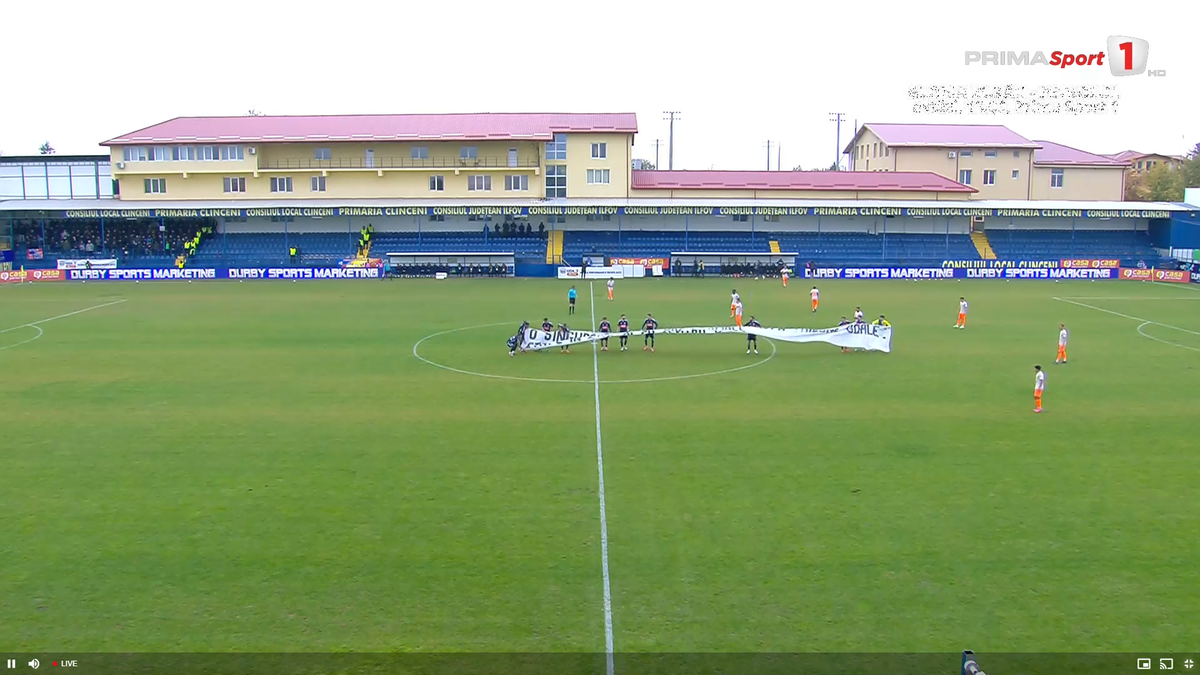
[844,123,1130,201]
[1103,150,1185,173]
[104,113,637,202]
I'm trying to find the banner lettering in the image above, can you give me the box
[57,259,118,270]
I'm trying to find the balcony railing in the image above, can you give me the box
[258,156,542,170]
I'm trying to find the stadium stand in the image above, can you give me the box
[987,229,1159,266]
[5,223,1165,269]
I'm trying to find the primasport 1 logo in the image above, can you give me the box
[965,36,1162,77]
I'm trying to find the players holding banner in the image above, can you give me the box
[642,313,657,352]
[599,317,611,351]
[744,316,761,354]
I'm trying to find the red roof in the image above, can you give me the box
[846,123,1039,152]
[631,170,975,193]
[103,112,638,145]
[1033,141,1129,167]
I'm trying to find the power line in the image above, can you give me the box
[663,111,681,170]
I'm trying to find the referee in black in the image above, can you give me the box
[744,316,762,354]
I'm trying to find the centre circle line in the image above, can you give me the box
[412,322,777,384]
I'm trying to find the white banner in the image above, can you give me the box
[58,258,118,270]
[517,324,892,352]
[585,266,624,279]
[557,266,582,279]
[743,323,892,352]
[520,328,609,351]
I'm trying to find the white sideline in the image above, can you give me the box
[0,298,127,334]
[588,281,616,675]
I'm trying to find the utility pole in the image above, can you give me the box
[764,140,773,170]
[829,112,845,171]
[653,139,662,169]
[663,111,681,170]
[777,143,781,171]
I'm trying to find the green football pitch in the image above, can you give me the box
[1,278,1198,656]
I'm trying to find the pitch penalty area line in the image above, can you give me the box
[1053,296,1200,353]
[0,298,127,335]
[588,281,616,675]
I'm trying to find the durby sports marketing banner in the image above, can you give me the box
[518,324,892,353]
[65,267,382,281]
[805,267,1118,279]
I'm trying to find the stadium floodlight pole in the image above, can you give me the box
[777,143,781,171]
[653,139,662,169]
[663,111,681,170]
[829,112,845,170]
[764,141,773,170]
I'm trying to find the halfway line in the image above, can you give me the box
[588,281,616,675]
[1053,296,1200,337]
[0,298,127,334]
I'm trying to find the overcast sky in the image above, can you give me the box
[2,0,1194,170]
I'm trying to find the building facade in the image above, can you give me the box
[844,123,1130,201]
[1103,151,1185,172]
[104,113,636,203]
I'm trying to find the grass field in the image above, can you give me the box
[2,277,1198,659]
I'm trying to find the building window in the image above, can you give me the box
[591,142,607,159]
[505,175,528,191]
[546,164,567,198]
[314,148,332,161]
[429,175,444,191]
[460,146,478,160]
[586,214,612,222]
[310,176,326,192]
[762,214,780,222]
[123,146,147,162]
[731,214,749,222]
[467,175,491,191]
[173,146,196,161]
[220,145,244,161]
[885,145,890,157]
[271,216,294,223]
[982,170,996,185]
[961,150,973,157]
[198,145,218,161]
[223,177,246,193]
[1013,150,1021,158]
[984,150,998,158]
[429,214,445,222]
[958,169,972,184]
[1012,169,1020,179]
[270,177,293,193]
[1050,169,1064,188]
[143,178,167,194]
[547,214,565,224]
[411,146,428,160]
[586,169,610,185]
[150,146,171,161]
[546,133,567,160]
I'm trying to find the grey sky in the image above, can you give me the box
[2,0,1194,169]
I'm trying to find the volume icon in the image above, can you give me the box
[27,661,38,670]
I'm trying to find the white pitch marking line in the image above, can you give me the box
[589,281,616,675]
[1054,296,1200,354]
[411,323,776,385]
[0,298,127,335]
[0,325,44,352]
[1056,297,1200,301]
[1137,321,1200,353]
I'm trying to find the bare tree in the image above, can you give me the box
[247,109,264,116]
[39,142,55,155]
